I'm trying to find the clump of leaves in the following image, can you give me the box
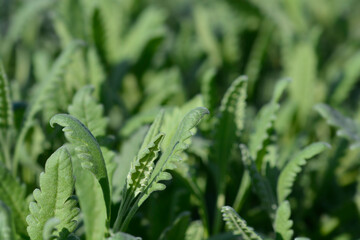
[1,0,360,239]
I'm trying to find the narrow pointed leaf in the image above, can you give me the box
[71,152,107,240]
[0,62,13,130]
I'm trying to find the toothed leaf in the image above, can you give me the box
[31,40,83,122]
[127,133,164,197]
[275,201,293,240]
[249,78,290,160]
[277,142,330,203]
[26,147,79,240]
[68,85,108,138]
[140,107,209,205]
[50,114,111,219]
[13,40,83,172]
[0,62,13,130]
[42,218,60,240]
[221,206,262,240]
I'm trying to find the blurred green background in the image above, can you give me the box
[0,0,360,239]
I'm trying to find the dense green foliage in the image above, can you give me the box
[0,0,360,239]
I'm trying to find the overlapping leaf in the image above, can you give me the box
[50,114,111,219]
[140,107,209,205]
[68,85,108,137]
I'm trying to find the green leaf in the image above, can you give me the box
[127,133,164,197]
[42,218,60,240]
[117,7,166,63]
[286,41,319,125]
[315,103,360,148]
[113,127,148,202]
[246,20,274,96]
[249,78,290,160]
[194,6,222,66]
[331,52,360,104]
[160,95,204,151]
[159,212,191,240]
[356,175,360,214]
[102,146,117,192]
[0,62,13,130]
[0,163,28,236]
[71,150,107,240]
[221,206,262,240]
[32,40,84,122]
[208,76,247,233]
[275,201,293,240]
[249,0,292,35]
[68,85,108,138]
[25,40,82,122]
[0,201,16,240]
[26,146,79,240]
[200,68,217,117]
[212,76,247,183]
[115,133,165,231]
[87,47,106,98]
[140,110,164,151]
[91,7,108,69]
[240,144,277,219]
[66,234,80,240]
[1,0,54,55]
[277,142,330,203]
[117,107,208,231]
[185,221,204,240]
[140,107,209,205]
[106,232,141,240]
[120,108,161,138]
[50,114,111,219]
[13,40,83,174]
